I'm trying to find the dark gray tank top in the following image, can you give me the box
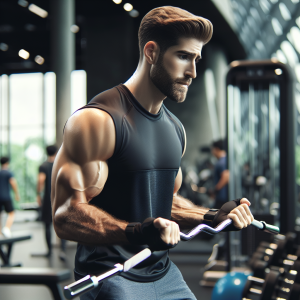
[74,84,184,282]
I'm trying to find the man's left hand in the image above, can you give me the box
[228,198,254,229]
[211,198,254,230]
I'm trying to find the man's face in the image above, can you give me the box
[150,37,203,103]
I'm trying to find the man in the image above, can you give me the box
[212,139,230,209]
[37,145,66,259]
[52,7,254,299]
[0,157,20,237]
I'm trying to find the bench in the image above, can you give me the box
[0,234,31,267]
[0,267,71,300]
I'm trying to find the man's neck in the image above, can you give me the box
[1,165,8,170]
[124,62,166,115]
[47,156,55,163]
[217,151,226,159]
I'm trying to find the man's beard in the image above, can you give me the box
[150,56,190,103]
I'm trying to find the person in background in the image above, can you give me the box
[37,145,66,260]
[0,156,20,237]
[211,139,230,209]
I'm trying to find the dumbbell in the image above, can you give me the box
[251,259,300,284]
[242,268,300,300]
[249,233,297,269]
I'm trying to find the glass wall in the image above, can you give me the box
[230,0,300,231]
[0,70,86,206]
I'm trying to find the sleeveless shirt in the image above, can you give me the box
[74,84,185,282]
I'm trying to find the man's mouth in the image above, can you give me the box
[176,81,191,88]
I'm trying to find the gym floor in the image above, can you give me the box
[0,211,217,300]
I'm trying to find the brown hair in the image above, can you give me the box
[138,6,213,60]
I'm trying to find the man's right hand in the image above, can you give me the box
[125,217,180,251]
[153,218,180,246]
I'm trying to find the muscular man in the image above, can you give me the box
[52,7,254,300]
[212,139,230,209]
[0,156,20,238]
[36,145,66,259]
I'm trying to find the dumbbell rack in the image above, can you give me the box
[242,232,300,300]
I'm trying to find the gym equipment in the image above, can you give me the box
[251,258,300,284]
[249,233,298,272]
[0,234,31,267]
[242,269,300,300]
[211,271,250,300]
[0,267,71,300]
[64,218,279,299]
[64,248,152,299]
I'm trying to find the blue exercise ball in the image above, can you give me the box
[211,271,250,300]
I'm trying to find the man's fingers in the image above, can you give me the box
[153,217,170,229]
[155,219,180,245]
[240,198,251,206]
[228,213,243,229]
[237,204,252,226]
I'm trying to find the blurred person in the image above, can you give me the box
[52,7,253,300]
[211,139,230,209]
[37,145,66,259]
[0,156,20,237]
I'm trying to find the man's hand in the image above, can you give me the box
[228,198,254,229]
[211,198,254,231]
[153,218,180,245]
[36,195,42,206]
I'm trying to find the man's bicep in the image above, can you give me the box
[9,177,17,187]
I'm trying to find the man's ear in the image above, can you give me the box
[143,41,160,65]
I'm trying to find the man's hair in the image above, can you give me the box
[0,156,9,165]
[138,6,213,60]
[212,139,226,151]
[46,145,57,156]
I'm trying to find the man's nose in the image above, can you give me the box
[185,62,197,79]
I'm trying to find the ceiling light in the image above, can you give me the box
[18,0,28,7]
[291,0,299,3]
[28,4,48,18]
[19,49,30,60]
[295,64,300,83]
[70,25,80,33]
[35,55,44,65]
[112,0,122,3]
[281,40,299,66]
[296,17,300,29]
[124,3,133,12]
[129,9,139,18]
[276,49,287,64]
[0,43,8,51]
[259,0,271,14]
[274,69,282,75]
[272,18,283,35]
[289,27,300,54]
[279,3,291,21]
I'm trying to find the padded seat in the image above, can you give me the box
[0,267,71,300]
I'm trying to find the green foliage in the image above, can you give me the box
[9,138,46,209]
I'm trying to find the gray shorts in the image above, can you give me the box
[79,261,196,300]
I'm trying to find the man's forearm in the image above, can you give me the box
[171,194,209,229]
[54,200,129,246]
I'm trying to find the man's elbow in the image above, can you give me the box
[53,208,70,239]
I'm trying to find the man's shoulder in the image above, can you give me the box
[0,169,13,178]
[162,105,183,127]
[88,85,121,105]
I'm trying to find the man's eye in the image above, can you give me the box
[179,55,188,60]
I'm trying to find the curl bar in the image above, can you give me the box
[180,219,279,241]
[64,219,279,299]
